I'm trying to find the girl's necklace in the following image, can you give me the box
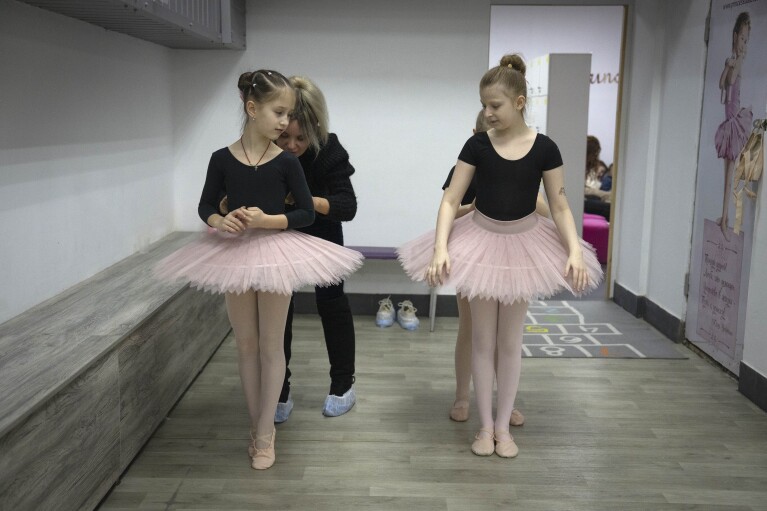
[240,137,270,170]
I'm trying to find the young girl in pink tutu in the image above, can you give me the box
[446,110,550,427]
[399,54,602,458]
[156,70,362,470]
[715,11,752,238]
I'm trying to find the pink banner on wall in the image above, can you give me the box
[696,219,744,357]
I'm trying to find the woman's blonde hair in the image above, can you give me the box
[289,76,329,153]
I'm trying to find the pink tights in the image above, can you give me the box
[469,297,528,435]
[225,290,291,449]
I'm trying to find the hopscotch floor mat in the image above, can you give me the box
[522,300,687,359]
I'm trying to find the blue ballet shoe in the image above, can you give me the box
[322,386,356,417]
[274,392,294,423]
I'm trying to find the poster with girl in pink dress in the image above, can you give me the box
[687,0,766,374]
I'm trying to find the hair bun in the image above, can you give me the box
[499,54,526,77]
[237,71,255,92]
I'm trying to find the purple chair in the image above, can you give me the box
[582,213,609,264]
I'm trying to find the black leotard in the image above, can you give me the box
[457,132,562,220]
[198,148,314,228]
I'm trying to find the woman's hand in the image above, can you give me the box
[219,195,229,215]
[565,250,589,293]
[426,248,451,287]
[213,210,245,234]
[284,193,294,205]
[234,207,266,229]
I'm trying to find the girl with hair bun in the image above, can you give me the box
[445,108,550,427]
[399,54,602,458]
[155,69,362,470]
[221,75,360,421]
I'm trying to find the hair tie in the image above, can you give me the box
[507,64,513,68]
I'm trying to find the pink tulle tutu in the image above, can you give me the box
[715,76,753,161]
[715,107,753,160]
[155,228,363,295]
[397,210,603,304]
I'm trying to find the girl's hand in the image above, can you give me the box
[234,207,266,229]
[565,250,589,293]
[284,192,295,205]
[426,248,451,287]
[219,195,229,215]
[215,210,245,234]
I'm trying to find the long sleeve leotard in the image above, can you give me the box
[198,148,314,229]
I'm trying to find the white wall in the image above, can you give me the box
[610,0,708,324]
[743,166,767,377]
[741,7,767,379]
[0,0,175,323]
[645,1,708,318]
[611,0,664,298]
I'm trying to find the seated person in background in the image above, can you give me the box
[584,135,611,219]
[599,163,613,192]
[585,135,610,199]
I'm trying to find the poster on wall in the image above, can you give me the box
[686,0,766,374]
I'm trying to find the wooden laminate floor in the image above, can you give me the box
[99,301,767,511]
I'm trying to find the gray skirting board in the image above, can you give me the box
[612,282,685,342]
[739,361,767,413]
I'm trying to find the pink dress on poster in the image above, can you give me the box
[715,75,753,161]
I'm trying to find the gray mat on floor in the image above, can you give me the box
[522,300,686,359]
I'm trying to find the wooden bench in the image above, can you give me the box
[0,232,230,511]
[347,246,438,332]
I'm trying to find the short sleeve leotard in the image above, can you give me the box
[198,148,315,229]
[457,132,562,220]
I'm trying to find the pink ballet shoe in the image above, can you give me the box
[471,428,495,456]
[449,400,470,422]
[494,430,519,458]
[510,408,525,427]
[250,428,276,470]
